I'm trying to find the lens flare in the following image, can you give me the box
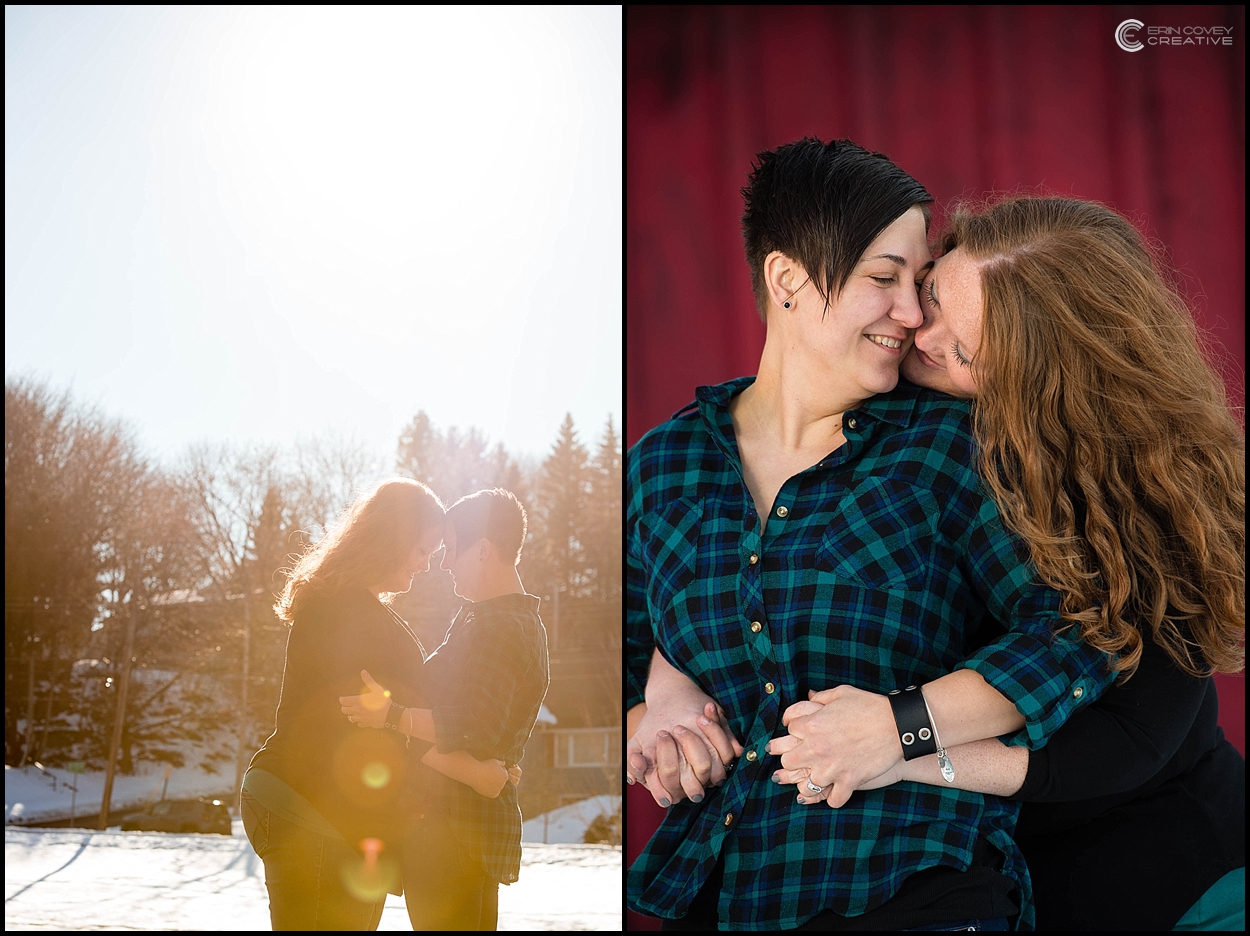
[340,838,398,902]
[362,688,391,712]
[362,761,391,790]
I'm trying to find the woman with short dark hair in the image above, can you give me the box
[625,139,1121,931]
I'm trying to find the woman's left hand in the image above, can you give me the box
[338,669,392,730]
[766,685,904,807]
[773,754,905,806]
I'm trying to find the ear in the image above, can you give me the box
[477,538,491,562]
[764,251,806,313]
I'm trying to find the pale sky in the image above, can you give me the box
[5,5,621,466]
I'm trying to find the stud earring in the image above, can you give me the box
[783,301,791,309]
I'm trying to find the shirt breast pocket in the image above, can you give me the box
[638,496,703,620]
[815,477,940,591]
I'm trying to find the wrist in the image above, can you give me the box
[383,699,405,731]
[886,685,937,761]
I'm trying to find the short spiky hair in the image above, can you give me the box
[447,488,528,566]
[741,137,933,321]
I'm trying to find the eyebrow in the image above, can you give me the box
[865,254,935,276]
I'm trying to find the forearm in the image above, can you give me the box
[644,646,692,704]
[401,706,436,743]
[897,737,1029,796]
[921,668,1025,748]
[420,747,506,797]
[627,702,646,739]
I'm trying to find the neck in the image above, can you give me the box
[740,328,866,450]
[466,564,526,603]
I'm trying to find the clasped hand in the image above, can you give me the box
[768,686,905,807]
[626,699,742,807]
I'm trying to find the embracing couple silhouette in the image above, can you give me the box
[241,481,549,931]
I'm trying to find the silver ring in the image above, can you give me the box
[805,779,824,793]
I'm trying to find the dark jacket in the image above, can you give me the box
[249,585,431,853]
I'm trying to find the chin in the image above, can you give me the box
[863,368,901,395]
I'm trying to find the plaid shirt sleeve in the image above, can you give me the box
[626,418,665,712]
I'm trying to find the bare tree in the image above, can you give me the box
[176,442,285,803]
[5,376,147,769]
[288,433,388,540]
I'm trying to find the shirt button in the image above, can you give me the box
[745,750,758,762]
[749,553,759,565]
[775,505,788,518]
[750,621,762,633]
[1072,685,1084,699]
[765,682,775,694]
[724,813,734,826]
[847,417,858,430]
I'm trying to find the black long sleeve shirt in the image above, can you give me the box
[249,586,432,853]
[1013,632,1245,929]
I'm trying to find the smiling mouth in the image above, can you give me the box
[913,346,943,369]
[866,334,903,350]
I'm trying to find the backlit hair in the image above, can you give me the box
[741,137,933,321]
[274,478,445,624]
[446,488,527,566]
[946,195,1244,681]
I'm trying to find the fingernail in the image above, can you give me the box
[698,715,710,725]
[691,794,703,803]
[626,776,634,785]
[673,726,685,734]
[657,731,670,739]
[771,774,780,784]
[659,798,670,808]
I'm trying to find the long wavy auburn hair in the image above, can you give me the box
[945,195,1245,682]
[274,478,445,625]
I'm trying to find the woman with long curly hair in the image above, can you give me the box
[241,478,513,931]
[772,195,1245,929]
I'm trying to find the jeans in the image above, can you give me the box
[240,788,388,931]
[401,809,499,931]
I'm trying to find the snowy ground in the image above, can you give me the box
[5,824,620,930]
[6,765,621,929]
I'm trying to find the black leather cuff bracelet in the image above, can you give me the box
[887,685,937,760]
[383,699,405,731]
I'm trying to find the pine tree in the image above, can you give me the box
[532,415,591,649]
[584,415,622,603]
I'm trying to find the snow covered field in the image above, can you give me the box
[5,824,621,930]
[6,765,621,930]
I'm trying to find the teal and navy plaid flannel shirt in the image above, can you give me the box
[626,376,1116,931]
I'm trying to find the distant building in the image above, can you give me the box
[516,598,621,822]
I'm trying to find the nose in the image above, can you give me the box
[913,313,942,359]
[892,284,924,329]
